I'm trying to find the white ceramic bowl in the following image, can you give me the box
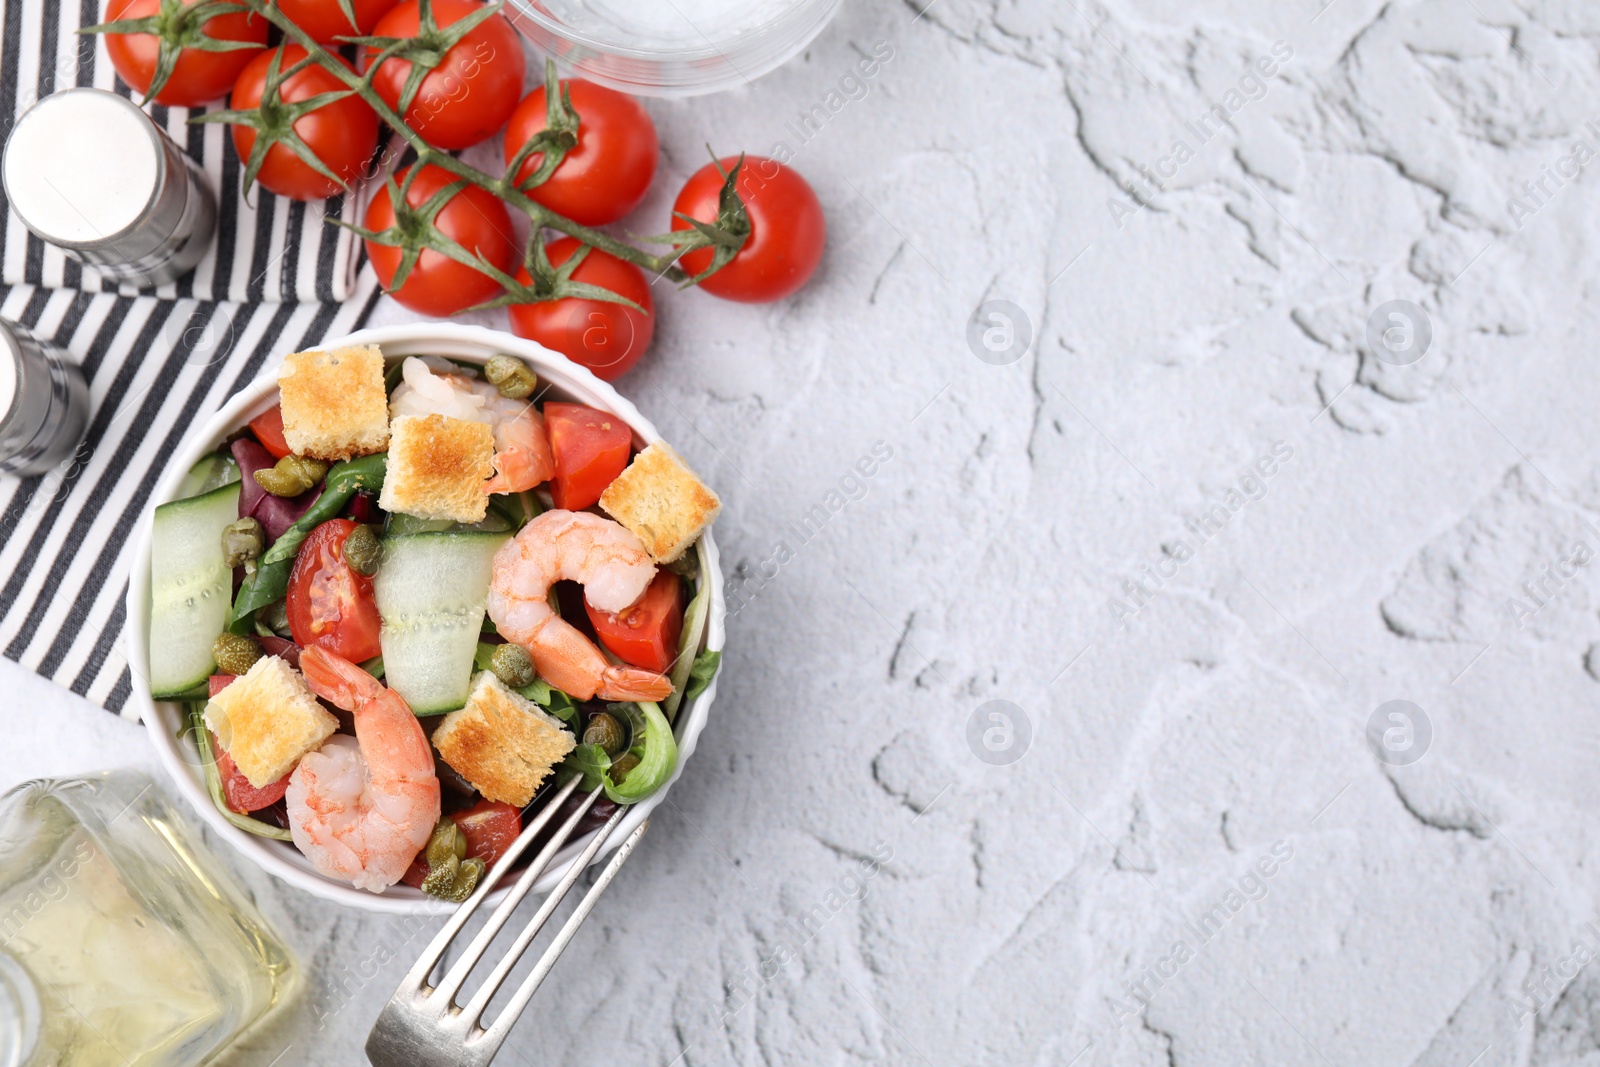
[125,323,725,914]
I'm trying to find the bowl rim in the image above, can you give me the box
[124,322,725,915]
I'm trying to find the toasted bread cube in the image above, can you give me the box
[378,414,495,523]
[203,656,338,788]
[277,344,390,460]
[432,672,576,807]
[599,443,721,563]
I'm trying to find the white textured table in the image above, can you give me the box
[10,0,1600,1062]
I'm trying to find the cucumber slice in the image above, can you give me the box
[172,451,240,499]
[148,481,241,698]
[375,531,509,714]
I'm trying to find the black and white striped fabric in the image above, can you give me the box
[0,278,383,714]
[0,0,388,712]
[0,0,365,303]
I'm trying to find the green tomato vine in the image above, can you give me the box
[90,0,754,311]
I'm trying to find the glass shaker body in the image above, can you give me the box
[0,771,295,1067]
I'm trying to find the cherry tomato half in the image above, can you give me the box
[508,238,655,382]
[503,79,657,226]
[401,799,521,887]
[368,0,524,151]
[543,403,631,511]
[230,46,378,201]
[673,156,825,303]
[586,570,683,674]
[275,0,397,42]
[103,0,267,107]
[213,736,292,812]
[248,405,291,459]
[286,518,382,663]
[364,163,517,317]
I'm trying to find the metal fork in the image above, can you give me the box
[366,777,648,1067]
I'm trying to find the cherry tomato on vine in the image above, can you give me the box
[503,79,658,226]
[275,0,398,43]
[286,518,383,663]
[673,156,825,303]
[101,0,267,107]
[367,0,524,151]
[229,46,378,201]
[508,238,655,381]
[363,163,517,317]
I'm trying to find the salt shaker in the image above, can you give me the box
[0,319,88,477]
[2,88,216,289]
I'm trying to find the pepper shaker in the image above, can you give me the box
[2,88,216,289]
[0,318,88,476]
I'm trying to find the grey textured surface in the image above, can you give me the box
[10,0,1600,1063]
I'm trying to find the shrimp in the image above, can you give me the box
[286,646,441,893]
[487,509,674,702]
[389,355,555,494]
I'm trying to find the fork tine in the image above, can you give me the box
[474,818,652,1055]
[456,802,630,1029]
[391,777,581,998]
[428,782,607,1007]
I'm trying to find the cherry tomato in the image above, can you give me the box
[586,570,683,673]
[102,0,266,107]
[286,518,382,663]
[543,403,631,511]
[212,736,292,812]
[275,0,397,42]
[364,163,517,317]
[503,79,657,226]
[401,799,521,888]
[672,156,825,303]
[367,0,523,151]
[452,800,522,866]
[248,405,292,459]
[229,46,378,202]
[508,238,655,382]
[208,674,235,697]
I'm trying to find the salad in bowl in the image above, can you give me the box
[128,324,724,912]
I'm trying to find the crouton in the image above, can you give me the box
[599,443,721,563]
[203,656,338,788]
[277,344,390,460]
[378,414,495,523]
[432,672,575,807]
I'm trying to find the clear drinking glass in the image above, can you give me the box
[0,772,295,1067]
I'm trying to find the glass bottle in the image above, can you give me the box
[0,772,296,1066]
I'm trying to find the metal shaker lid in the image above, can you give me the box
[2,88,164,251]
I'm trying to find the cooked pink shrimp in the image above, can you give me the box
[487,509,674,702]
[389,355,555,493]
[287,646,441,893]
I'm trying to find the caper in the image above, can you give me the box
[342,524,382,576]
[484,355,537,399]
[220,517,265,569]
[583,712,627,755]
[610,753,641,784]
[664,551,700,580]
[421,856,484,903]
[424,818,468,868]
[254,455,329,497]
[212,632,262,676]
[490,643,535,688]
[417,819,484,902]
[260,599,290,636]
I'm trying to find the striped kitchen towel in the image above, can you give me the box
[0,0,364,304]
[0,277,383,714]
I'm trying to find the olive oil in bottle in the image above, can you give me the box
[0,773,296,1067]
